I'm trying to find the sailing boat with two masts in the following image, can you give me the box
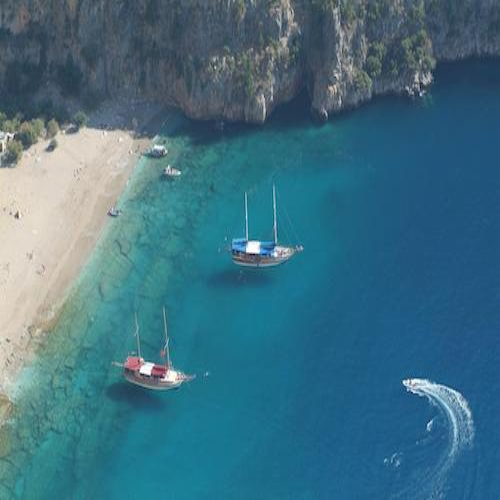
[231,185,303,268]
[114,308,194,391]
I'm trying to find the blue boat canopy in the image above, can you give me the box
[231,238,276,256]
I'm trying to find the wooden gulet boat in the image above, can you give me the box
[231,185,303,268]
[113,309,194,391]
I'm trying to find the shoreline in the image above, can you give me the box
[0,101,161,408]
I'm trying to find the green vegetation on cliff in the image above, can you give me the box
[361,0,435,82]
[0,0,497,123]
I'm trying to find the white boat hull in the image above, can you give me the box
[231,245,301,268]
[231,254,293,268]
[124,372,184,391]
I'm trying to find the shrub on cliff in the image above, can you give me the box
[4,140,23,165]
[73,111,88,130]
[365,42,386,79]
[31,119,45,139]
[2,115,21,134]
[407,1,425,30]
[383,29,434,79]
[289,35,302,65]
[312,0,336,15]
[46,119,59,138]
[400,30,435,74]
[47,138,58,152]
[233,0,246,23]
[16,122,38,149]
[365,0,391,34]
[353,69,372,93]
[340,0,356,25]
[239,54,254,99]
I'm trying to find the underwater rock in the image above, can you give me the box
[0,428,12,458]
[0,394,13,427]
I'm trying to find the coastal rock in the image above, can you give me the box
[313,107,329,123]
[0,1,498,122]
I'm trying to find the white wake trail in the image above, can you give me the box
[403,378,474,458]
[398,378,475,499]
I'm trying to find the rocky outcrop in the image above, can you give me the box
[0,0,499,123]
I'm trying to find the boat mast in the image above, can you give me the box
[134,312,141,359]
[245,192,249,241]
[273,184,278,244]
[162,307,171,370]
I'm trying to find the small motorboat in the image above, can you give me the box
[402,378,419,389]
[147,145,168,158]
[163,165,181,178]
[107,207,123,217]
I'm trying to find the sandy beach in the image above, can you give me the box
[0,103,159,399]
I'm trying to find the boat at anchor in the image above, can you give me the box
[107,206,122,217]
[231,185,303,268]
[163,165,181,178]
[113,308,194,391]
[147,144,168,158]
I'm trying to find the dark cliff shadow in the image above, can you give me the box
[106,382,167,411]
[207,268,273,289]
[0,90,173,140]
[433,56,500,88]
[167,88,318,147]
[86,102,175,139]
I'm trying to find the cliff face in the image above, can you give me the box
[0,0,499,123]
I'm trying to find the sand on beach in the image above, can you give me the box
[0,109,156,393]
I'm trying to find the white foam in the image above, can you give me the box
[403,378,474,457]
[384,451,403,469]
[398,378,475,498]
[426,417,435,433]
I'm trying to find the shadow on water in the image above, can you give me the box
[207,268,273,288]
[168,89,316,147]
[105,383,167,411]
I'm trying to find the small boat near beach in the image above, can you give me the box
[147,144,168,158]
[231,185,303,268]
[107,207,122,217]
[113,308,194,391]
[163,165,181,178]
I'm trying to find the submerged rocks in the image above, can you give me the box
[0,394,13,429]
[0,427,12,458]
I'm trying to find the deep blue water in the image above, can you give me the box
[2,59,500,499]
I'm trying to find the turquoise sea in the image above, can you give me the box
[1,59,500,499]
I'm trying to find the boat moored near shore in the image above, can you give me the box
[163,165,181,178]
[231,185,303,268]
[107,207,123,217]
[113,308,194,391]
[147,144,168,158]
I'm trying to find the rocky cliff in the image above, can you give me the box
[0,0,499,123]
